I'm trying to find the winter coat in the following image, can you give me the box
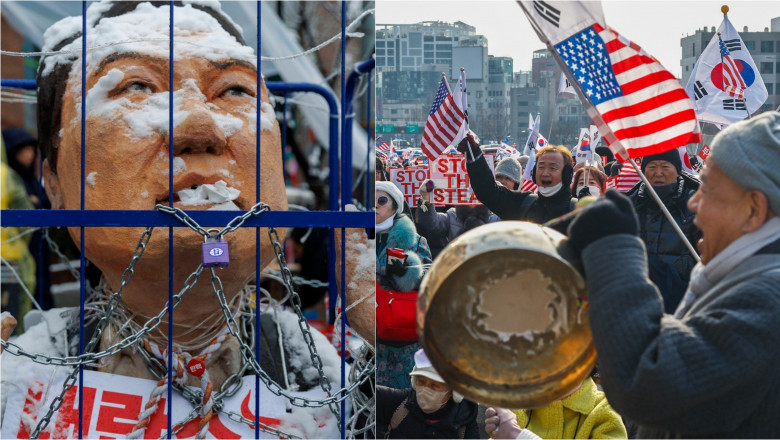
[466,152,576,234]
[376,386,480,439]
[581,235,780,438]
[376,214,432,293]
[626,173,701,313]
[513,377,627,439]
[415,205,494,258]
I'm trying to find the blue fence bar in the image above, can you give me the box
[0,209,373,228]
[266,81,341,212]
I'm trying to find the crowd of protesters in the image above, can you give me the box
[374,111,780,439]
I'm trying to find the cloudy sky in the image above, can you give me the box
[376,0,780,78]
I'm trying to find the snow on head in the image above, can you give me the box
[41,2,254,78]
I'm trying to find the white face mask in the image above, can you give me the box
[576,185,601,197]
[414,385,450,413]
[537,182,562,197]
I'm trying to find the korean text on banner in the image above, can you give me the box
[1,367,337,439]
[519,0,701,160]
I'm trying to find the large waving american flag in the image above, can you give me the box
[421,71,468,160]
[519,1,701,160]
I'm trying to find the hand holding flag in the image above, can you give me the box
[421,70,469,160]
[519,0,701,161]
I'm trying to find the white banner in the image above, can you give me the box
[1,366,340,439]
[388,155,495,207]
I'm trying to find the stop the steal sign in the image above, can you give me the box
[1,365,339,439]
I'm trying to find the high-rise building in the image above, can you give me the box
[681,17,780,113]
[375,21,477,73]
[376,21,507,143]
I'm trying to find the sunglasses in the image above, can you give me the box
[376,196,389,206]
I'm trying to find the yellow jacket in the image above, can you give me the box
[1,143,36,332]
[513,377,627,439]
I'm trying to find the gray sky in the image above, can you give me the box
[376,0,780,78]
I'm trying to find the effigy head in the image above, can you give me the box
[37,1,286,319]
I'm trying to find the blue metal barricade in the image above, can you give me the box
[0,1,374,436]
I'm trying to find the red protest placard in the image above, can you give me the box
[429,154,494,206]
[388,166,430,207]
[388,155,495,206]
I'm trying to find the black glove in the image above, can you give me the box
[567,190,639,256]
[385,259,409,277]
[577,186,591,199]
[457,132,480,155]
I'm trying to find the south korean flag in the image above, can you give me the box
[685,15,768,127]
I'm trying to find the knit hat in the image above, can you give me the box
[410,349,464,403]
[375,181,404,216]
[595,146,614,163]
[495,158,523,185]
[709,111,780,215]
[641,149,681,174]
[518,155,530,168]
[2,128,36,154]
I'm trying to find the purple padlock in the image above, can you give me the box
[202,235,230,268]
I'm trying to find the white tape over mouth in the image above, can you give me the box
[176,180,240,210]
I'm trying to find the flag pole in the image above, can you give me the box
[720,5,751,120]
[627,159,701,263]
[517,1,700,262]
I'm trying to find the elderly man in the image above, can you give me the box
[458,134,576,233]
[626,149,701,313]
[566,112,780,438]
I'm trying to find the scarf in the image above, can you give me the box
[674,217,780,318]
[376,215,395,233]
[537,182,562,197]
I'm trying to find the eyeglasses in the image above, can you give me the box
[376,196,389,206]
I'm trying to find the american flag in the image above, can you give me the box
[520,1,701,160]
[376,137,391,153]
[520,179,538,193]
[717,33,746,100]
[608,159,642,192]
[421,72,467,160]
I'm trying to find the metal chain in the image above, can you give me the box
[43,228,85,289]
[264,269,329,289]
[210,266,375,408]
[1,264,203,366]
[30,227,154,438]
[12,202,375,438]
[267,227,339,418]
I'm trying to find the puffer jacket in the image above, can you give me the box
[376,386,480,439]
[466,151,576,234]
[513,377,627,439]
[415,205,493,258]
[626,172,701,313]
[376,214,433,292]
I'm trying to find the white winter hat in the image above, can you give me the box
[375,181,404,216]
[410,349,464,403]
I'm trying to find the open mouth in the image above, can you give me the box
[157,180,242,210]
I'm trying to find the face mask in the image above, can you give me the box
[414,385,450,413]
[576,185,601,197]
[537,182,562,197]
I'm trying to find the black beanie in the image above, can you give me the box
[641,149,681,174]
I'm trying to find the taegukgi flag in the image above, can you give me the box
[684,14,768,127]
[518,0,702,160]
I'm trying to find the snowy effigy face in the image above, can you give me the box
[42,2,286,322]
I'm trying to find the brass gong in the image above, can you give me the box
[417,221,596,408]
